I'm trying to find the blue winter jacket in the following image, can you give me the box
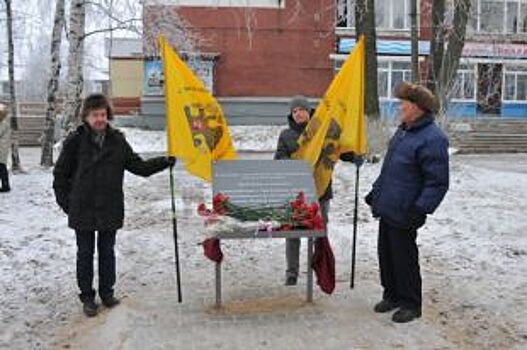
[367,113,449,229]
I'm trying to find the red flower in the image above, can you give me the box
[309,202,319,216]
[197,203,212,216]
[212,193,229,215]
[279,223,293,231]
[313,214,325,230]
[296,191,306,203]
[302,220,314,229]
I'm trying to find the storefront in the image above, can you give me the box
[333,38,527,119]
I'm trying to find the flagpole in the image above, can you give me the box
[169,163,183,302]
[350,164,360,289]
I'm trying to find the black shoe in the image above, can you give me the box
[101,296,120,308]
[374,299,399,313]
[82,300,98,317]
[285,275,297,286]
[392,307,421,323]
[0,186,10,193]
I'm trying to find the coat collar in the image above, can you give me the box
[400,113,435,132]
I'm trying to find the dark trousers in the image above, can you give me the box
[75,230,117,303]
[0,162,9,190]
[378,219,422,310]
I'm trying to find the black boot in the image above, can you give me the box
[0,163,9,192]
[82,300,98,317]
[374,299,399,313]
[392,307,421,323]
[101,295,120,308]
[285,275,297,286]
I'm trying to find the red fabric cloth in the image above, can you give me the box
[312,237,336,294]
[202,238,223,263]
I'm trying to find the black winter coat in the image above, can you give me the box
[53,124,170,231]
[274,113,356,202]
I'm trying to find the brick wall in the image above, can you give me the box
[144,1,336,98]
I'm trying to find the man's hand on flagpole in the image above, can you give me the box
[167,156,177,168]
[340,152,364,167]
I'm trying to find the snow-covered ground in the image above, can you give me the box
[120,125,284,153]
[1,126,526,349]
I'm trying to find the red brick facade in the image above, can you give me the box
[144,2,336,98]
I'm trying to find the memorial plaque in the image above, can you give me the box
[213,159,318,208]
[212,159,325,239]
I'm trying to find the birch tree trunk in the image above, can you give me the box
[40,0,66,167]
[62,0,86,134]
[3,0,21,171]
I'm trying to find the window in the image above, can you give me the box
[377,60,411,99]
[392,0,409,29]
[336,0,354,28]
[471,0,527,34]
[522,1,527,32]
[378,62,390,98]
[391,61,411,94]
[507,0,520,33]
[334,59,410,99]
[452,64,476,100]
[336,0,410,29]
[503,65,527,101]
[480,0,504,32]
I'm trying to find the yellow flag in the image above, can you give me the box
[293,36,367,197]
[159,35,237,181]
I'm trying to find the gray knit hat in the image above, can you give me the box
[290,95,311,112]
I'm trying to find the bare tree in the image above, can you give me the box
[428,0,446,90]
[3,0,21,171]
[142,1,201,57]
[427,0,472,123]
[355,0,380,120]
[41,0,66,167]
[61,0,86,134]
[410,0,419,82]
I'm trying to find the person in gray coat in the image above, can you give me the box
[274,95,363,285]
[0,103,10,193]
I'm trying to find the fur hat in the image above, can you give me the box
[289,95,311,112]
[395,81,439,113]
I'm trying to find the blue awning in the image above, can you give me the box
[338,38,430,56]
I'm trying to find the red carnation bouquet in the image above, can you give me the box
[197,191,324,232]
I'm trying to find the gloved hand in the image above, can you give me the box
[364,191,379,218]
[365,191,374,207]
[166,156,177,167]
[352,156,364,167]
[408,206,426,230]
[340,152,365,167]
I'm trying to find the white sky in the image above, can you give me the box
[0,0,142,81]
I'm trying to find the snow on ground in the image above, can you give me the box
[1,126,526,349]
[120,125,283,153]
